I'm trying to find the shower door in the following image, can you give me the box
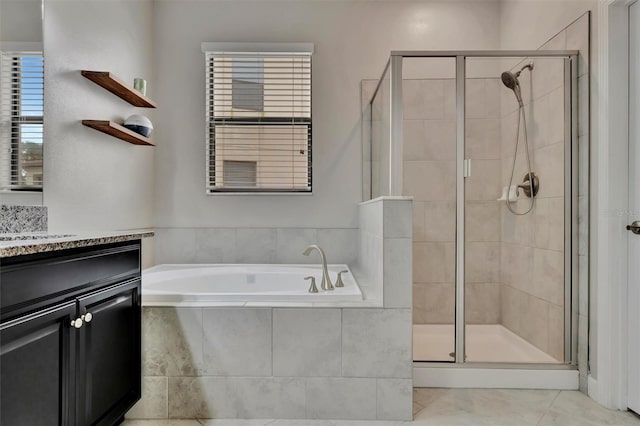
[463,56,573,364]
[402,57,458,362]
[394,52,578,366]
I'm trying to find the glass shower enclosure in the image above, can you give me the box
[363,51,578,366]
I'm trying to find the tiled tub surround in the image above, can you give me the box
[0,204,48,233]
[130,198,413,420]
[128,307,412,420]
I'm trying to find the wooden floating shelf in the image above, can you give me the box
[81,70,156,108]
[82,120,155,146]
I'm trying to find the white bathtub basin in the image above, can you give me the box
[142,264,362,306]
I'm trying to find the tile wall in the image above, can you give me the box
[546,12,590,389]
[498,53,566,361]
[154,227,358,266]
[464,78,504,326]
[400,76,503,326]
[403,78,458,326]
[501,11,589,375]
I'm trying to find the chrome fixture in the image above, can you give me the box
[335,270,348,288]
[70,317,83,329]
[82,312,93,323]
[517,172,539,198]
[627,221,640,235]
[502,62,538,215]
[305,276,319,293]
[501,62,533,107]
[302,244,334,290]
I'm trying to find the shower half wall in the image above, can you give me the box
[363,51,578,376]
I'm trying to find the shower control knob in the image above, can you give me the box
[627,221,640,235]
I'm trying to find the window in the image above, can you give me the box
[203,43,313,193]
[223,160,257,188]
[0,51,44,191]
[232,59,264,111]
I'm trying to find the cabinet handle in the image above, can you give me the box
[82,312,93,323]
[70,318,83,329]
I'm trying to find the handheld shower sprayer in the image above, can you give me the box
[501,62,538,216]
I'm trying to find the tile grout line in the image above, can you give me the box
[271,307,275,377]
[535,389,562,425]
[340,308,343,380]
[164,376,169,420]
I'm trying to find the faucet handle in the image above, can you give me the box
[305,276,318,293]
[335,270,348,288]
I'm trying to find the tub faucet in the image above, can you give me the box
[302,245,334,291]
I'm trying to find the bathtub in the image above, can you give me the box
[142,264,363,306]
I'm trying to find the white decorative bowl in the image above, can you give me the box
[124,114,153,137]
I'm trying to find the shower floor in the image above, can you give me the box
[413,324,560,363]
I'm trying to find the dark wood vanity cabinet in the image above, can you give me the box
[0,241,142,426]
[76,280,141,426]
[1,301,77,425]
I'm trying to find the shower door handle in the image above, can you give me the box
[463,159,471,178]
[627,221,640,234]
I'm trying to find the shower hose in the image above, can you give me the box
[506,103,535,216]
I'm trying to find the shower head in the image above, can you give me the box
[501,62,534,107]
[501,71,524,107]
[501,71,519,91]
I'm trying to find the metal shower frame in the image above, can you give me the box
[369,50,579,368]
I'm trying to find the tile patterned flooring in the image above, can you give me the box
[123,388,640,426]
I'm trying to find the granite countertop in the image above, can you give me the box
[0,229,154,258]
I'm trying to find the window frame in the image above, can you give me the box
[1,50,44,192]
[203,43,313,194]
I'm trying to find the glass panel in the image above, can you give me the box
[206,53,311,193]
[402,57,457,362]
[464,57,567,364]
[369,65,390,199]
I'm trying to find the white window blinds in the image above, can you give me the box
[204,44,312,192]
[0,51,44,191]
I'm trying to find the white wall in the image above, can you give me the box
[500,1,596,50]
[0,0,42,43]
[153,0,500,229]
[43,0,155,232]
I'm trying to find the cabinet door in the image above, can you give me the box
[1,302,77,426]
[76,279,141,426]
